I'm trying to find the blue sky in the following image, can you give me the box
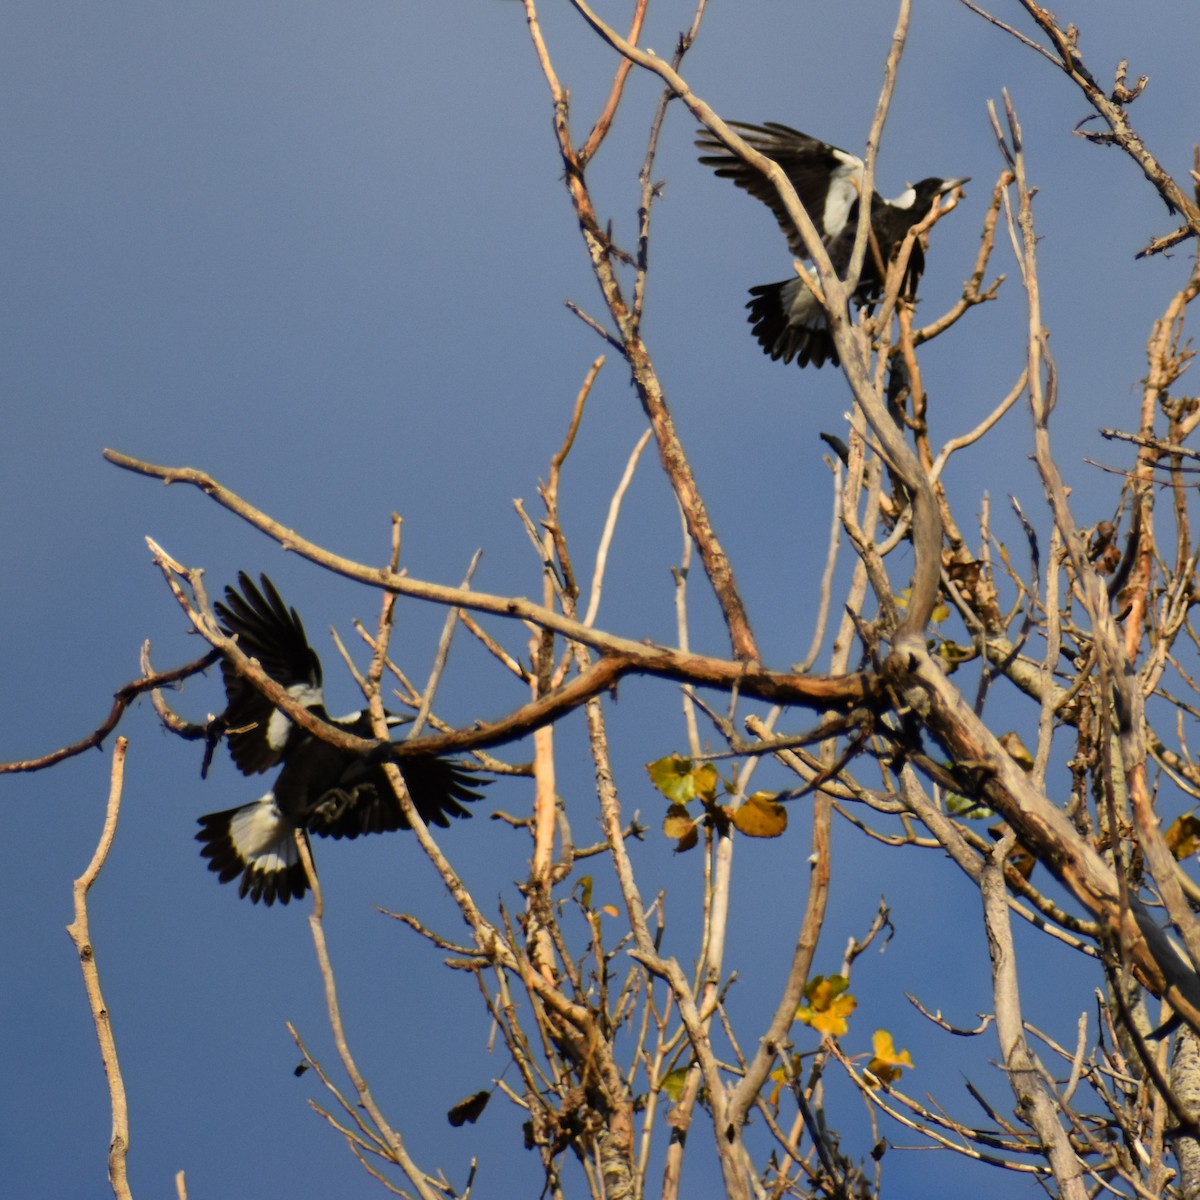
[4,2,1199,1197]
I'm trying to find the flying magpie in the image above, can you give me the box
[696,122,967,368]
[196,573,484,905]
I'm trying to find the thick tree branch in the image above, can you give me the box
[108,453,881,753]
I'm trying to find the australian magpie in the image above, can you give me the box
[196,573,484,905]
[696,122,967,368]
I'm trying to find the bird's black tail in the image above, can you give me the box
[747,279,838,369]
[196,794,309,906]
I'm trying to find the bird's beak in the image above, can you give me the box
[940,177,970,194]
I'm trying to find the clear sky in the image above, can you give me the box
[3,2,1199,1197]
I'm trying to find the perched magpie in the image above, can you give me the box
[696,122,967,368]
[197,573,484,905]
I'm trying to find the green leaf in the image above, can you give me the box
[660,1067,690,1103]
[944,790,995,820]
[934,639,974,669]
[646,754,719,804]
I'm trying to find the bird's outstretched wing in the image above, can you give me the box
[311,755,486,840]
[696,122,867,259]
[215,572,324,775]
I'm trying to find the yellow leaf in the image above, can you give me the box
[767,1053,804,1112]
[646,754,719,804]
[663,805,697,839]
[795,975,857,1037]
[1166,813,1200,861]
[601,905,620,918]
[576,875,593,909]
[866,1029,914,1086]
[696,763,720,799]
[998,731,1034,772]
[731,792,787,838]
[663,805,699,852]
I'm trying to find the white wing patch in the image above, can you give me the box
[266,682,324,749]
[229,794,297,871]
[822,153,864,241]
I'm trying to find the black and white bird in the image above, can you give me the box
[196,573,484,905]
[696,122,967,368]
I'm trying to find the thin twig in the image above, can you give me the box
[1,649,218,772]
[294,831,445,1200]
[410,551,481,739]
[66,738,135,1200]
[584,429,653,628]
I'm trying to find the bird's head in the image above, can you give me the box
[915,175,969,205]
[887,176,969,223]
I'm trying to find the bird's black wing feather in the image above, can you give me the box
[215,573,324,775]
[696,122,868,257]
[311,757,486,840]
